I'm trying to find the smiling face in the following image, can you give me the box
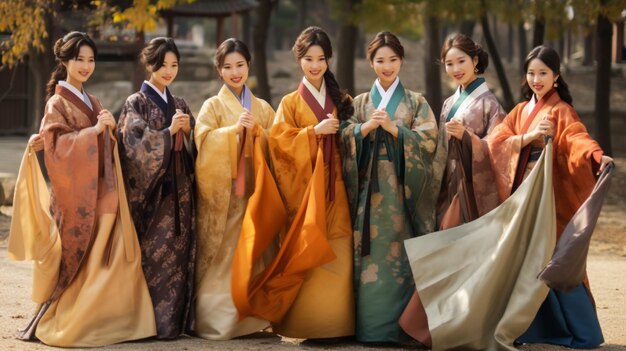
[444,47,478,89]
[149,51,179,93]
[526,58,558,100]
[64,45,95,90]
[220,51,249,96]
[299,45,327,90]
[370,46,402,89]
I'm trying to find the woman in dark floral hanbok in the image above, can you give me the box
[117,37,196,339]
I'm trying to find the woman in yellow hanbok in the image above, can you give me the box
[194,38,276,340]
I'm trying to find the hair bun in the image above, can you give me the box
[53,38,65,58]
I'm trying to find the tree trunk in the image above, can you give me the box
[507,22,514,62]
[253,0,274,104]
[532,18,545,47]
[132,31,146,93]
[296,0,307,32]
[482,14,515,110]
[29,53,52,133]
[29,10,57,133]
[242,11,252,46]
[583,26,594,66]
[564,27,571,63]
[356,30,366,58]
[424,15,442,117]
[594,6,613,155]
[459,20,475,38]
[518,22,528,73]
[336,0,361,96]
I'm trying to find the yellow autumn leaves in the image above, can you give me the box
[0,0,193,68]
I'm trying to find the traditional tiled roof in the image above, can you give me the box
[161,0,258,17]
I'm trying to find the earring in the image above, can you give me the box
[553,81,558,88]
[474,67,479,73]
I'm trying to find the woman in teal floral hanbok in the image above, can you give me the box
[339,31,446,344]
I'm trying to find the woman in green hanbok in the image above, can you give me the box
[339,31,446,344]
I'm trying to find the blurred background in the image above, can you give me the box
[1,0,625,155]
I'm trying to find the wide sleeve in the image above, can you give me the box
[557,109,602,167]
[40,97,101,300]
[402,94,445,235]
[468,96,506,215]
[483,96,507,136]
[252,100,276,165]
[174,97,196,158]
[553,106,603,197]
[486,104,525,201]
[8,144,62,303]
[256,100,276,134]
[41,98,99,236]
[116,94,171,206]
[339,94,371,222]
[269,96,318,215]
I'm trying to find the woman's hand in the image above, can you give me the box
[522,115,554,147]
[371,108,398,137]
[314,113,339,135]
[95,109,116,134]
[28,134,44,152]
[445,119,466,140]
[598,155,614,175]
[170,109,191,136]
[528,117,554,141]
[236,109,258,132]
[360,118,380,138]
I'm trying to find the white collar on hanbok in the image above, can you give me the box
[144,80,168,103]
[58,80,93,110]
[374,77,400,109]
[302,76,326,108]
[526,94,538,114]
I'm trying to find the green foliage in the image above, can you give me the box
[328,0,424,40]
[342,0,626,41]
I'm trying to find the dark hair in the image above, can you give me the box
[140,37,180,72]
[292,26,353,121]
[46,31,97,101]
[214,38,252,73]
[521,46,572,105]
[440,33,488,74]
[367,31,405,62]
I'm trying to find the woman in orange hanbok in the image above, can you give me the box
[403,46,613,350]
[491,46,612,349]
[232,26,354,340]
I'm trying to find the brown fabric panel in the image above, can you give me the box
[539,164,614,291]
[40,93,101,302]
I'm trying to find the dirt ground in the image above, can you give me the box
[0,158,624,351]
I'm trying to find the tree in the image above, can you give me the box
[0,0,51,68]
[335,0,361,96]
[594,1,614,155]
[459,20,476,37]
[327,0,424,97]
[480,6,515,110]
[568,0,626,155]
[0,0,191,132]
[424,15,443,116]
[252,0,276,104]
[532,17,545,47]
